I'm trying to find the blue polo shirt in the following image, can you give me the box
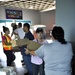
[21,31,34,56]
[24,31,34,40]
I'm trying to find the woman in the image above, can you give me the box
[26,26,73,75]
[29,28,47,75]
[2,26,15,66]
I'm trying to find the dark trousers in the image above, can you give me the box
[23,55,33,75]
[33,63,45,75]
[21,46,33,75]
[4,50,15,66]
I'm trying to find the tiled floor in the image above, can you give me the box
[14,52,27,75]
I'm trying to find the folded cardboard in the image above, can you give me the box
[16,38,29,46]
[11,39,41,51]
[11,38,29,47]
[27,41,41,51]
[11,40,17,47]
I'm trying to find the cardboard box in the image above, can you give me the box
[16,38,29,46]
[11,40,17,47]
[11,39,41,51]
[27,41,41,51]
[11,38,29,47]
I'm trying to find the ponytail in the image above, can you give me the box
[58,38,67,44]
[52,26,67,44]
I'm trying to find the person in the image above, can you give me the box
[26,28,48,75]
[21,23,34,75]
[2,26,15,66]
[14,23,25,39]
[26,26,73,75]
[11,23,18,39]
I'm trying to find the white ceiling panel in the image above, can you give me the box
[0,0,56,11]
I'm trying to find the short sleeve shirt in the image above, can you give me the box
[35,40,73,75]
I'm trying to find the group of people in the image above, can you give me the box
[1,22,73,75]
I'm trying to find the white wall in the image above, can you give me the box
[0,6,41,25]
[40,10,55,32]
[23,9,41,25]
[56,0,75,42]
[0,6,56,30]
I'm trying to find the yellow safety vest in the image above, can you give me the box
[2,34,12,50]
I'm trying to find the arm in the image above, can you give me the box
[1,32,3,37]
[13,31,18,35]
[14,29,18,35]
[25,45,44,58]
[11,32,14,37]
[25,48,36,56]
[11,31,18,37]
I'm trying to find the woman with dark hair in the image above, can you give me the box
[26,28,47,75]
[26,26,73,75]
[2,26,15,66]
[52,26,66,44]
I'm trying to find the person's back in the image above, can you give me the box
[15,28,25,39]
[34,26,73,75]
[14,23,25,39]
[43,41,72,75]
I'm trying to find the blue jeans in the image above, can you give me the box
[23,55,33,75]
[32,63,45,75]
[21,46,33,75]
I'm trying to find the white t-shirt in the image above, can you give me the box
[14,28,25,39]
[31,39,48,65]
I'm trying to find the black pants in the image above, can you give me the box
[32,63,45,75]
[4,50,15,66]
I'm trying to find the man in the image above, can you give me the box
[14,23,25,39]
[21,23,34,75]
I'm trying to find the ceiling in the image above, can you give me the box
[0,0,56,11]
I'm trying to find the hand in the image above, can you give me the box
[25,48,29,54]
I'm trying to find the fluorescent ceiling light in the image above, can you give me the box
[29,6,33,9]
[0,0,9,1]
[40,6,56,12]
[40,0,56,12]
[31,25,46,28]
[31,25,46,30]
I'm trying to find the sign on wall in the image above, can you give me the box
[5,9,23,19]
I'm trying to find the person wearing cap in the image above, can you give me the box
[26,26,73,75]
[2,26,15,66]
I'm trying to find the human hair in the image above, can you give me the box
[23,23,30,30]
[52,26,67,44]
[18,23,22,27]
[13,25,17,31]
[36,28,43,33]
[3,26,9,33]
[11,23,17,31]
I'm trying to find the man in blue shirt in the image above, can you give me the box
[21,23,34,75]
